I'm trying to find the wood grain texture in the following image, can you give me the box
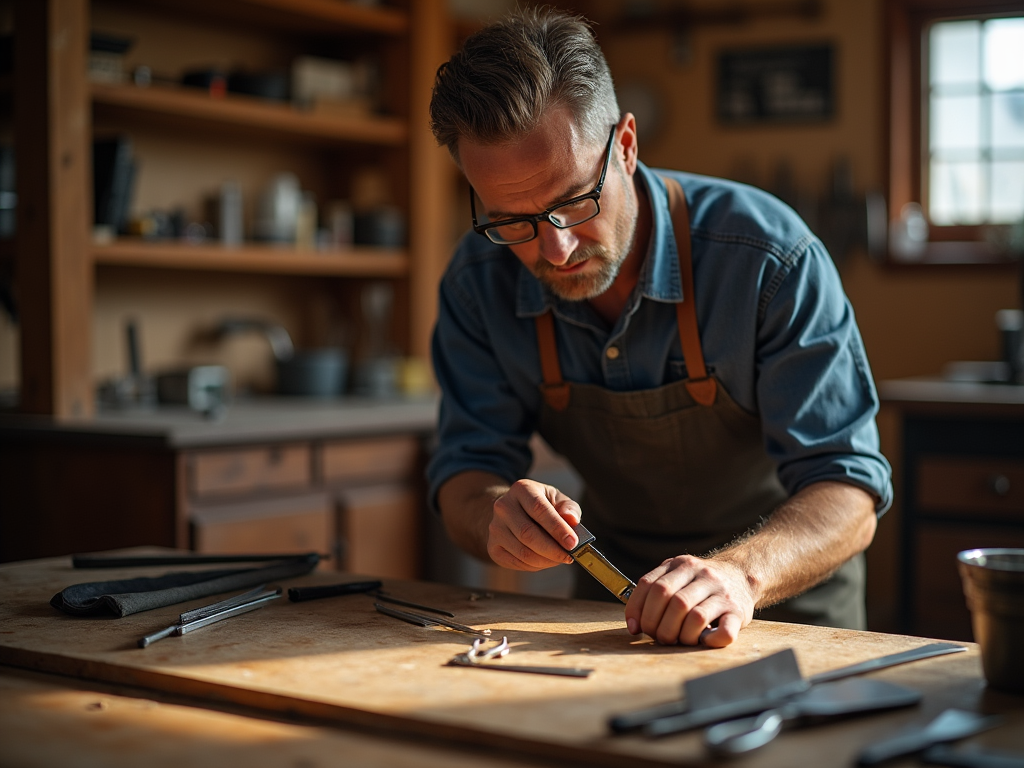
[14,0,94,417]
[0,668,546,768]
[2,550,1021,767]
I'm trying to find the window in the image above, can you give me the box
[927,18,1024,225]
[887,1,1024,263]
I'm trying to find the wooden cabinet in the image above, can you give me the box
[0,403,435,577]
[187,444,313,500]
[11,0,452,418]
[880,380,1024,641]
[180,434,427,575]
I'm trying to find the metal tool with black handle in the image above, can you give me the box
[139,586,282,648]
[703,677,922,756]
[610,642,968,735]
[287,580,381,602]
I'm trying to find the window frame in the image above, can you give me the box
[886,0,1024,264]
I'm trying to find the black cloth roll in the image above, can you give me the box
[50,553,320,617]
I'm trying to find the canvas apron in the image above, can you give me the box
[534,177,864,629]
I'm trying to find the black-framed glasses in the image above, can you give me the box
[470,125,617,245]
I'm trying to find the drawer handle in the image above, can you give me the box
[989,475,1011,497]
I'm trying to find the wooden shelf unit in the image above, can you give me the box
[92,239,409,276]
[13,0,453,417]
[91,82,408,146]
[136,0,411,36]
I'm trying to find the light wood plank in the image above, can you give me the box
[0,669,545,768]
[1,551,1015,768]
[137,0,410,36]
[92,83,408,146]
[93,240,409,277]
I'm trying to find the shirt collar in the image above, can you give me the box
[514,161,685,320]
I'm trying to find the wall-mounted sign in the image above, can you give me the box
[717,44,834,124]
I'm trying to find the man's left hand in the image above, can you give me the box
[624,556,756,647]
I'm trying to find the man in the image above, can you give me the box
[427,8,891,648]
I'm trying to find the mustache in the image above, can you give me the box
[535,246,608,274]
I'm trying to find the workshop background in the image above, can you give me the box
[0,0,1021,641]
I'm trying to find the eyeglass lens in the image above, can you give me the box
[485,197,600,245]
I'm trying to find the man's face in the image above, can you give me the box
[459,110,638,301]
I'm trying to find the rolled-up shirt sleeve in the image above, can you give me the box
[426,262,535,513]
[755,241,893,514]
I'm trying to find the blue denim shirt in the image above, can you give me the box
[428,162,893,516]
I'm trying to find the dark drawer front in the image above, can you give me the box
[913,523,1024,642]
[187,445,312,500]
[917,457,1024,519]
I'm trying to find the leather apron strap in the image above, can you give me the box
[535,176,717,409]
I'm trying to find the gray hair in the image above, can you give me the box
[429,6,620,166]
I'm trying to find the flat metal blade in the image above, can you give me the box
[567,523,635,604]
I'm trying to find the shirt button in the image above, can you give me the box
[606,346,620,360]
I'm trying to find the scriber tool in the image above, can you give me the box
[139,585,281,648]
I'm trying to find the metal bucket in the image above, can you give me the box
[957,548,1024,694]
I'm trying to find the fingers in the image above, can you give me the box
[624,556,753,647]
[487,480,581,571]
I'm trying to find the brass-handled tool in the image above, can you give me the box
[566,522,635,604]
[139,585,282,648]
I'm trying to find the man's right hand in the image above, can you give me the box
[487,479,581,570]
[438,471,582,571]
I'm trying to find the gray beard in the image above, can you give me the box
[534,183,639,301]
[534,245,622,300]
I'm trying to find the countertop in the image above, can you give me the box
[0,395,439,448]
[878,376,1024,407]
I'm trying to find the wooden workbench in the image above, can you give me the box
[1,552,1022,767]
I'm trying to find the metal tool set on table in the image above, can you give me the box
[47,534,1024,766]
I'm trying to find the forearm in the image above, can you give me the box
[711,480,878,609]
[437,470,512,563]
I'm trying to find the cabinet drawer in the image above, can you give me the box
[191,493,333,564]
[912,523,1024,641]
[337,484,420,580]
[322,436,419,485]
[917,457,1024,518]
[187,444,312,500]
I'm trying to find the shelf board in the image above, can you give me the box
[93,240,409,277]
[137,0,409,36]
[92,83,407,146]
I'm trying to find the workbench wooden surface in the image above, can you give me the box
[0,667,549,768]
[2,552,1022,767]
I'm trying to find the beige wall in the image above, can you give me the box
[597,0,1018,382]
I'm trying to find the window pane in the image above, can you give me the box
[992,93,1024,149]
[930,20,980,87]
[930,94,981,151]
[985,18,1024,91]
[930,161,985,224]
[991,161,1024,223]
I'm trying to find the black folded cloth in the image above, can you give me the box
[51,553,320,617]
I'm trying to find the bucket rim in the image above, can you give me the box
[958,548,1024,572]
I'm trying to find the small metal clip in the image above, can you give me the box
[465,636,510,663]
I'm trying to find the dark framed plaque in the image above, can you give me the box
[716,44,834,124]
